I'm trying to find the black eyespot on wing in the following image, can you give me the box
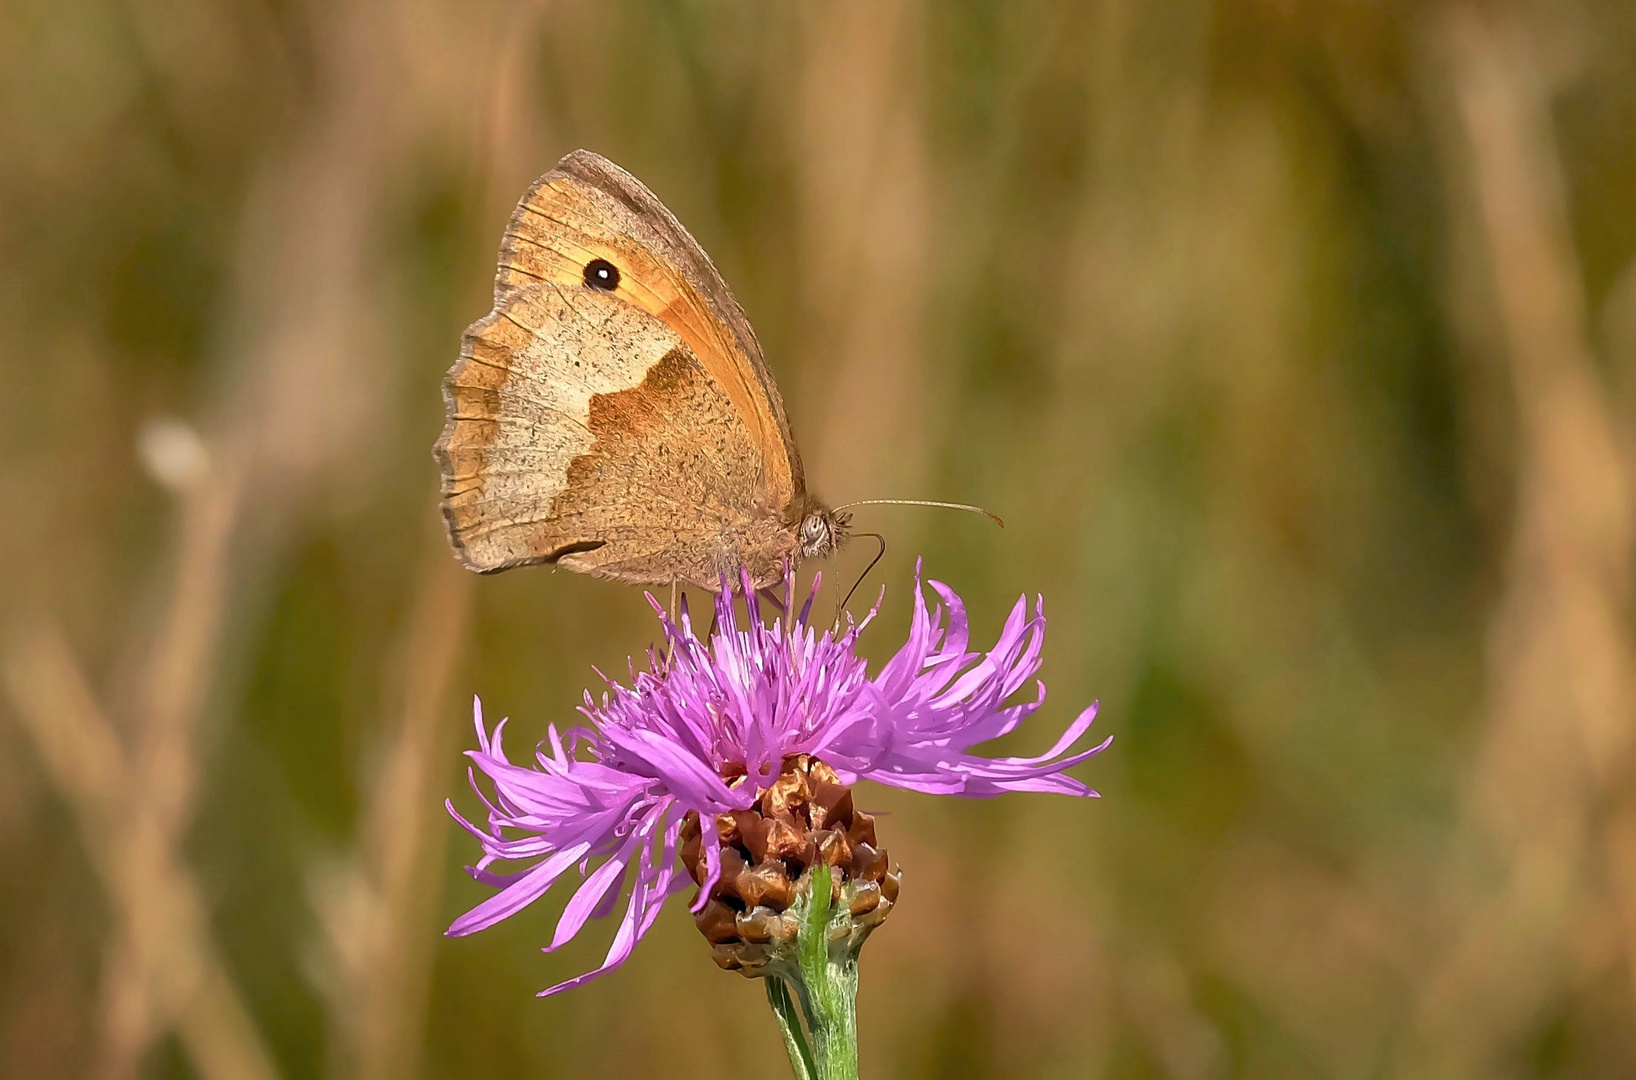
[584,259,620,291]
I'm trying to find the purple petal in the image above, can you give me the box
[447,840,592,937]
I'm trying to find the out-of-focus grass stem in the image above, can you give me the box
[1,622,281,1080]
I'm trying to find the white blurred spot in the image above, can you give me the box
[137,416,210,492]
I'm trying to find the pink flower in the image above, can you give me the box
[446,563,1108,996]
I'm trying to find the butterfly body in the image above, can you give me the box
[436,151,845,590]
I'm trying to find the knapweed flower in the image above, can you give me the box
[446,563,1108,997]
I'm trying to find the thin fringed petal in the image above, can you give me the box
[446,841,593,937]
[537,817,675,998]
[549,837,640,952]
[597,725,743,811]
[537,894,646,998]
[689,817,723,914]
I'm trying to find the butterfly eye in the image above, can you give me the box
[801,515,829,550]
[584,259,620,291]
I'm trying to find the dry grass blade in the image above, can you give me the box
[314,553,472,1080]
[1400,6,1636,1074]
[1,623,282,1080]
[795,1,930,503]
[89,454,249,1080]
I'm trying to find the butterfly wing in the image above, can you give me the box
[435,150,808,588]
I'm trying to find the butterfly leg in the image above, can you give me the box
[657,581,678,663]
[756,587,786,620]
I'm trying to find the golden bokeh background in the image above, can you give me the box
[5,2,1636,1077]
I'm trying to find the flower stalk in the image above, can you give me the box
[766,975,817,1080]
[794,865,858,1080]
[760,865,860,1080]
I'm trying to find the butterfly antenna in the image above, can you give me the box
[832,499,1004,528]
[835,532,887,626]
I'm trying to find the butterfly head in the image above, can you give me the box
[798,506,850,559]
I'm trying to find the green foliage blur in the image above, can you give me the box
[4,2,1636,1078]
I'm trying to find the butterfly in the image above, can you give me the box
[436,150,996,593]
[434,149,846,592]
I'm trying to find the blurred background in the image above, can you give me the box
[4,1,1636,1077]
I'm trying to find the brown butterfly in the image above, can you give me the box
[435,150,990,592]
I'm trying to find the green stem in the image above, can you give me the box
[796,866,858,1080]
[766,976,817,1080]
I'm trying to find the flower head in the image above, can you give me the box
[446,563,1109,996]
